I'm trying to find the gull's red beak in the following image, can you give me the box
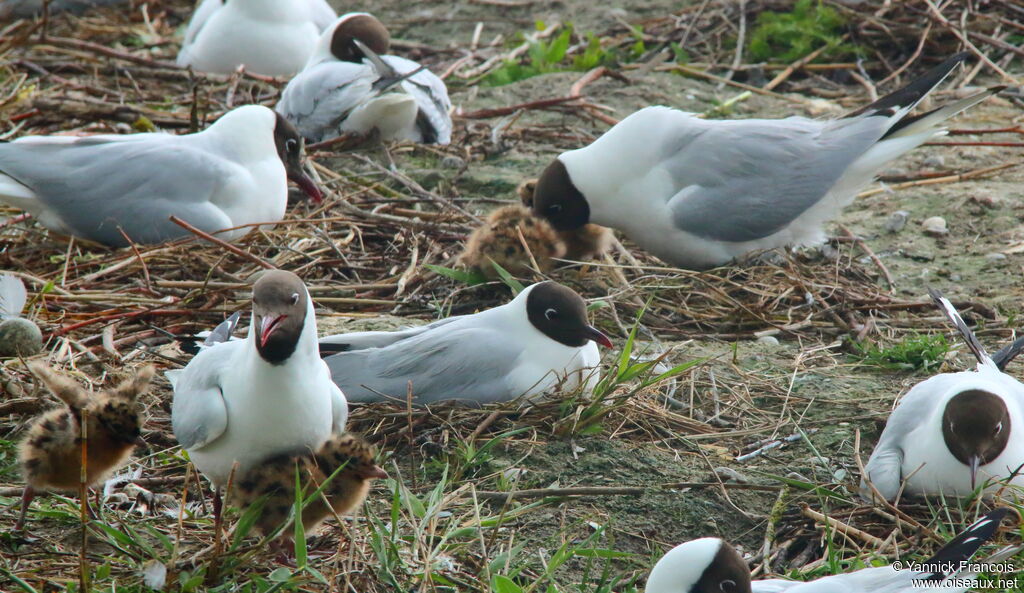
[259,314,286,347]
[291,171,323,204]
[584,325,613,349]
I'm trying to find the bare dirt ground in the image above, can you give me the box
[1,1,1024,592]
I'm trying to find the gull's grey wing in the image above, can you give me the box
[665,114,887,242]
[384,55,452,145]
[203,311,242,347]
[861,373,963,501]
[751,580,800,592]
[324,324,519,405]
[318,316,461,353]
[0,274,27,318]
[0,136,236,246]
[276,62,376,142]
[993,335,1024,371]
[170,341,233,451]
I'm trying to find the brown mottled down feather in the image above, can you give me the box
[517,178,612,261]
[230,433,387,539]
[19,363,153,491]
[459,205,566,279]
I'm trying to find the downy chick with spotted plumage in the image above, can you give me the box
[17,363,154,529]
[230,433,387,540]
[518,178,612,262]
[459,205,566,279]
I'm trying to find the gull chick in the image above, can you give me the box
[177,0,336,77]
[531,53,1002,270]
[319,281,611,406]
[647,507,1016,592]
[518,178,612,262]
[458,205,566,279]
[277,12,453,144]
[17,363,154,529]
[0,105,321,246]
[862,289,1024,501]
[0,274,42,357]
[170,270,348,524]
[231,433,387,539]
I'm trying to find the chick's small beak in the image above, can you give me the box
[288,163,323,203]
[969,455,981,490]
[583,325,613,349]
[259,314,286,348]
[365,465,389,480]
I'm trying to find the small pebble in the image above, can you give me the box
[922,155,945,169]
[922,216,948,236]
[756,336,780,347]
[884,210,909,233]
[987,253,1008,262]
[0,318,43,357]
[714,467,750,483]
[440,155,465,169]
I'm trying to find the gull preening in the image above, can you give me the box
[277,12,453,144]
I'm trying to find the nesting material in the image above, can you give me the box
[17,363,154,528]
[230,433,387,539]
[459,205,566,279]
[517,178,612,261]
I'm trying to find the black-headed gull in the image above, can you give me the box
[169,270,347,522]
[0,105,321,247]
[862,289,1024,501]
[177,0,336,77]
[647,508,1016,592]
[277,12,453,144]
[319,281,611,405]
[531,53,1002,270]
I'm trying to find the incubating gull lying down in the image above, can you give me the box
[0,105,321,247]
[862,289,1024,502]
[530,53,1003,270]
[646,508,1017,592]
[319,281,612,406]
[277,12,453,144]
[169,271,348,524]
[177,0,336,77]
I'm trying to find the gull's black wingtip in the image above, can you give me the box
[919,507,1014,581]
[847,53,970,119]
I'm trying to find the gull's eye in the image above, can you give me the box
[286,138,298,153]
[544,308,558,320]
[547,204,563,215]
[995,421,1003,435]
[290,293,300,306]
[720,580,736,591]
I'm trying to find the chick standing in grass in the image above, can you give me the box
[459,205,566,279]
[231,433,387,540]
[517,178,612,261]
[17,363,154,529]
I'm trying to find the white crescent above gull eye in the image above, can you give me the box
[545,308,558,320]
[290,293,300,306]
